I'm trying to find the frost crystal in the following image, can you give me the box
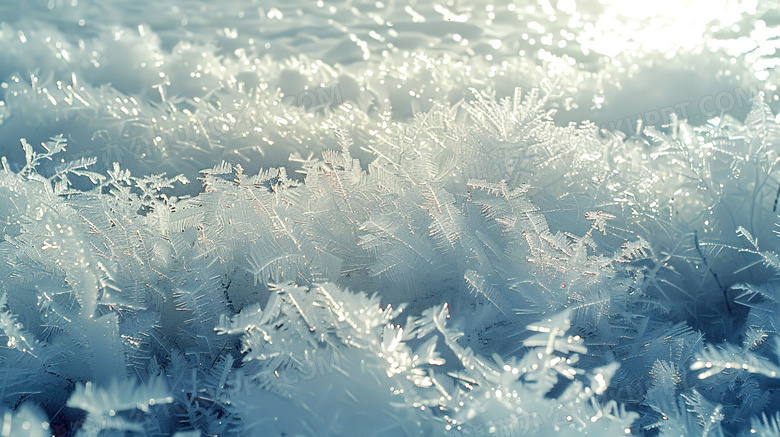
[1,1,780,435]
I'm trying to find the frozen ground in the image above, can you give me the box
[1,0,778,179]
[0,1,779,436]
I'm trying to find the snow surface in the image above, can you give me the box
[0,0,780,436]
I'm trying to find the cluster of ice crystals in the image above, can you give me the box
[1,0,780,436]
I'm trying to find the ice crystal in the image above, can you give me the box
[1,1,780,435]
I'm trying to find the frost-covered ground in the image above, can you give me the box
[1,0,780,436]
